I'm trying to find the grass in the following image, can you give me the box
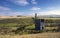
[0,17,60,38]
[45,27,58,30]
[0,32,60,38]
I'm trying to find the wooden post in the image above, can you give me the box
[35,13,45,31]
[40,19,45,31]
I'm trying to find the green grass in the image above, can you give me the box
[0,18,60,35]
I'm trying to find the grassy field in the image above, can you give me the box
[0,32,60,38]
[0,17,60,38]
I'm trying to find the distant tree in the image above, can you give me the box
[17,15,22,17]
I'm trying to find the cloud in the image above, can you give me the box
[15,0,29,6]
[31,0,37,4]
[29,10,60,16]
[47,7,55,10]
[0,6,24,16]
[0,6,11,11]
[38,10,60,15]
[9,0,29,6]
[30,6,41,11]
[10,12,24,16]
[6,0,37,6]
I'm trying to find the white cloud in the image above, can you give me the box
[31,0,37,4]
[0,6,24,16]
[38,10,60,15]
[9,0,29,6]
[29,10,60,16]
[10,12,24,16]
[0,6,11,11]
[47,7,55,10]
[30,6,41,11]
[7,0,37,6]
[16,0,29,6]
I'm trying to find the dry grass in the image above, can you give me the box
[0,32,60,38]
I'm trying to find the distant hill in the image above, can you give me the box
[38,15,60,18]
[0,15,33,19]
[0,15,60,19]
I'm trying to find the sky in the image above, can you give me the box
[0,0,60,16]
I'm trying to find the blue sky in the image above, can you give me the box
[0,0,60,16]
